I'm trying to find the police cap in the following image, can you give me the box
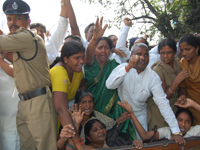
[3,0,30,14]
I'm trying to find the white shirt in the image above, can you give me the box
[158,125,200,139]
[106,63,180,137]
[0,59,19,132]
[109,25,131,64]
[45,16,69,64]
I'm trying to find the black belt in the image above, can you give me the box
[18,87,46,101]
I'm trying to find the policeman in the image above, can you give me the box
[0,0,57,149]
[1,1,92,150]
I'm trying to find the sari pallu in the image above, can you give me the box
[84,57,136,141]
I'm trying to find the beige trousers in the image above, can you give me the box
[16,86,57,150]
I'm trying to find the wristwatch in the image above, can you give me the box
[173,132,183,136]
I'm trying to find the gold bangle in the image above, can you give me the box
[169,88,175,94]
[173,132,183,136]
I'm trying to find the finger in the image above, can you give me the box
[174,102,181,107]
[79,104,82,113]
[122,52,127,57]
[102,24,108,33]
[72,104,75,111]
[74,103,78,112]
[99,16,103,28]
[69,109,72,115]
[124,100,128,104]
[95,17,99,27]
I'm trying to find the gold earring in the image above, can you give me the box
[196,50,198,55]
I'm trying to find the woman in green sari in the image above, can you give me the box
[84,17,136,142]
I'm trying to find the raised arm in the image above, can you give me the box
[117,100,158,141]
[66,0,80,36]
[106,55,139,89]
[84,17,108,64]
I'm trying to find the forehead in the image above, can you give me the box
[177,112,191,121]
[88,25,94,31]
[160,45,173,51]
[34,26,44,30]
[132,46,148,54]
[92,121,102,127]
[179,42,191,47]
[110,36,117,40]
[6,14,24,18]
[135,38,145,43]
[97,39,109,46]
[81,95,92,101]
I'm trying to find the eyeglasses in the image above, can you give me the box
[160,51,174,55]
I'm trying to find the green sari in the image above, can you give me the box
[84,57,136,141]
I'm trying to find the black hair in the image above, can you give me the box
[175,109,193,126]
[64,35,82,43]
[95,37,113,49]
[30,23,46,33]
[179,34,200,56]
[136,37,149,47]
[84,119,106,145]
[158,38,177,53]
[50,40,85,68]
[84,23,95,33]
[24,14,29,20]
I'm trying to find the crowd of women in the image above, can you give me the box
[49,14,200,149]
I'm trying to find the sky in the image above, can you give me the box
[0,0,158,44]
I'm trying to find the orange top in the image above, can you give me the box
[179,56,200,125]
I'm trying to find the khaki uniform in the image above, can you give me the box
[0,28,57,150]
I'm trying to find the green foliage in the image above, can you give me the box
[83,0,200,40]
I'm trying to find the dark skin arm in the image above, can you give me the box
[53,91,91,150]
[60,0,69,19]
[161,70,189,99]
[66,0,81,36]
[117,100,159,141]
[57,124,75,150]
[79,78,86,90]
[84,17,108,64]
[118,100,186,146]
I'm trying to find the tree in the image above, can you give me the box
[84,0,199,40]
